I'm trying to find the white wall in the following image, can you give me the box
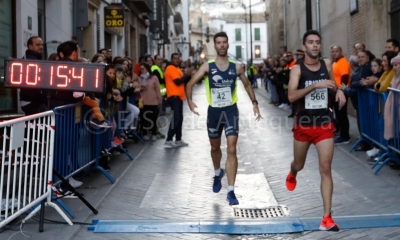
[46,0,73,44]
[16,0,39,58]
[178,0,190,60]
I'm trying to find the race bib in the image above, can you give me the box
[211,87,232,107]
[305,88,328,109]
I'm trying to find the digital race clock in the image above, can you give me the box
[3,58,106,93]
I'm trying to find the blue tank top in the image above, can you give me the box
[205,59,238,107]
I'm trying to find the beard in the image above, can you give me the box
[306,49,319,59]
[217,49,227,57]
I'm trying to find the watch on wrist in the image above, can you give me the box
[252,100,258,105]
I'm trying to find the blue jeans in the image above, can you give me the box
[268,81,278,102]
[167,96,183,141]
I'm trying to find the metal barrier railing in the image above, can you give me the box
[350,88,388,152]
[372,88,400,174]
[0,111,71,230]
[52,104,115,185]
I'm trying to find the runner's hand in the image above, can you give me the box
[315,80,336,89]
[188,100,199,115]
[336,89,346,107]
[253,104,263,121]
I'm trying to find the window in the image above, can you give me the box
[235,28,241,41]
[254,28,260,41]
[255,45,261,58]
[236,46,242,59]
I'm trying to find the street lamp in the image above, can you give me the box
[255,48,260,55]
[200,53,205,59]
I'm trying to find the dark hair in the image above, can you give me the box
[170,53,180,60]
[140,62,151,72]
[59,41,79,58]
[382,51,398,69]
[115,66,124,72]
[98,48,107,53]
[48,53,58,61]
[213,32,228,43]
[91,53,105,63]
[359,50,376,61]
[302,30,321,45]
[386,38,400,48]
[154,54,162,60]
[27,36,41,46]
[295,49,304,53]
[146,56,154,65]
[139,55,146,62]
[371,58,382,68]
[105,64,116,91]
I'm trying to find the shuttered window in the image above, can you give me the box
[236,46,242,59]
[254,28,260,41]
[235,28,241,41]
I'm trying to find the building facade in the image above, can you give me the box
[0,0,189,114]
[268,0,396,58]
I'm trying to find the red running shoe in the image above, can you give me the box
[286,171,297,191]
[113,136,124,145]
[319,213,340,231]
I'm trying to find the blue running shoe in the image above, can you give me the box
[227,191,239,205]
[212,169,225,193]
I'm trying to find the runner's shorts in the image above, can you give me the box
[292,122,334,144]
[207,104,239,139]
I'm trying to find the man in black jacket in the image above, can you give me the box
[20,36,47,115]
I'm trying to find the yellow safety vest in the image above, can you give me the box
[151,65,166,97]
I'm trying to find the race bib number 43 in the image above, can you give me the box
[305,88,327,109]
[211,87,232,107]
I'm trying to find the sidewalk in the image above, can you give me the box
[2,82,400,240]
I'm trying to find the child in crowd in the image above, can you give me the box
[115,66,140,139]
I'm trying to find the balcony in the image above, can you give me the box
[174,11,184,35]
[129,0,153,12]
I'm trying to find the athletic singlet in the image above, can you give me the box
[295,60,334,126]
[205,59,238,107]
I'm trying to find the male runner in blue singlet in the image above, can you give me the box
[186,32,262,205]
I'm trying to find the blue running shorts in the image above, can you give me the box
[207,104,239,139]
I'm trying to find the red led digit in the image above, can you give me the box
[50,66,54,85]
[10,63,23,84]
[57,65,68,87]
[95,69,99,88]
[26,64,38,85]
[72,67,84,87]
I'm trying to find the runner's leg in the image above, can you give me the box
[291,139,311,176]
[315,138,334,216]
[210,138,222,170]
[226,135,238,186]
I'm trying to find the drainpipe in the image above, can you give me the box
[306,0,312,30]
[316,0,320,32]
[283,0,287,51]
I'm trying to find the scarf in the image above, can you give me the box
[384,73,400,140]
[140,72,150,84]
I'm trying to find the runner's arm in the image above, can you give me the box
[237,64,257,102]
[288,65,316,103]
[186,62,208,102]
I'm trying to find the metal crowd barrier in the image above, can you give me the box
[0,111,71,230]
[372,88,400,174]
[52,103,115,184]
[350,88,388,154]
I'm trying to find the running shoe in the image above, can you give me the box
[319,213,339,231]
[175,140,189,147]
[286,171,297,191]
[334,137,350,145]
[113,136,124,144]
[212,169,225,193]
[90,119,112,128]
[227,191,239,205]
[164,140,177,148]
[157,130,166,139]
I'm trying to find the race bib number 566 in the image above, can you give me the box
[305,88,327,109]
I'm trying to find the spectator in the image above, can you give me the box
[48,53,59,61]
[384,53,400,140]
[134,55,146,75]
[146,56,154,67]
[50,41,85,109]
[106,49,112,64]
[374,51,397,92]
[294,49,305,64]
[139,63,162,141]
[247,60,258,88]
[276,57,290,110]
[91,53,106,64]
[385,39,399,53]
[164,53,193,148]
[360,58,383,88]
[331,45,351,145]
[348,55,359,72]
[354,43,366,55]
[266,58,279,105]
[20,36,47,115]
[284,51,296,69]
